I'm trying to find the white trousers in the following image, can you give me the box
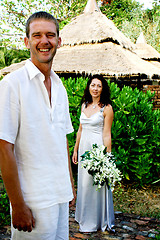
[11,202,69,240]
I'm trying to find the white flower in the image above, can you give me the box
[81,144,122,191]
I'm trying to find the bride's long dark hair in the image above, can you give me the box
[81,74,112,107]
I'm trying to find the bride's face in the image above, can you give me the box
[89,78,103,99]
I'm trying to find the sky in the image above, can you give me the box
[136,0,154,9]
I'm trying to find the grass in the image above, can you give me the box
[113,181,160,219]
[73,169,160,219]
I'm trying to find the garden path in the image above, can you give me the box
[0,204,160,240]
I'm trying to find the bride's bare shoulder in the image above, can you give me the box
[103,104,113,116]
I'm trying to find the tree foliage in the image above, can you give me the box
[0,0,159,51]
[115,0,160,52]
[100,0,143,26]
[1,0,88,30]
[0,0,87,48]
[100,0,160,52]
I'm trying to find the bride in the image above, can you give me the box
[72,74,115,233]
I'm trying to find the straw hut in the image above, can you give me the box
[134,32,160,69]
[135,32,160,61]
[52,0,160,84]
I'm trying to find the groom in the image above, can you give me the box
[0,11,76,240]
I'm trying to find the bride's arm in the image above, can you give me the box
[72,123,82,164]
[103,105,114,152]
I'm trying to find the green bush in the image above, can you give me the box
[110,82,160,186]
[62,77,88,154]
[0,47,30,70]
[62,77,160,186]
[0,179,10,227]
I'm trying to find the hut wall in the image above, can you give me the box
[143,84,160,110]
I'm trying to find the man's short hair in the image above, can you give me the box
[26,11,59,38]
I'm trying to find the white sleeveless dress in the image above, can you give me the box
[75,107,115,232]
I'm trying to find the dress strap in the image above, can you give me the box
[82,103,87,112]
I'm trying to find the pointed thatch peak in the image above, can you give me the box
[134,32,160,61]
[136,32,147,44]
[60,0,135,50]
[84,0,100,13]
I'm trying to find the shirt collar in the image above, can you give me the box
[25,59,60,84]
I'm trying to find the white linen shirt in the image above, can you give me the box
[0,59,74,209]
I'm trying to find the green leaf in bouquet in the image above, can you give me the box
[81,151,90,159]
[92,143,98,148]
[103,147,107,155]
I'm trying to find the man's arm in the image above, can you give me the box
[66,138,76,207]
[0,139,35,232]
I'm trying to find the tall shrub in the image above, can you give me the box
[110,82,160,186]
[62,77,88,154]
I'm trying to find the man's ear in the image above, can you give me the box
[57,37,62,49]
[24,37,30,49]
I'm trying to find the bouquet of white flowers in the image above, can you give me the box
[81,144,122,191]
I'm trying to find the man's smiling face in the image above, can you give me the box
[24,19,61,67]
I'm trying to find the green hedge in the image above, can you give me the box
[110,82,160,186]
[62,77,160,187]
[0,179,10,227]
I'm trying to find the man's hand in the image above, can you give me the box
[0,140,35,232]
[12,203,35,232]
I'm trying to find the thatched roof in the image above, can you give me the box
[55,0,160,80]
[0,60,27,76]
[2,42,160,80]
[150,61,160,69]
[84,0,100,13]
[134,32,160,61]
[136,32,147,44]
[53,42,160,80]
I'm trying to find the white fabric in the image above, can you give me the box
[0,59,74,208]
[75,108,115,232]
[11,202,69,240]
